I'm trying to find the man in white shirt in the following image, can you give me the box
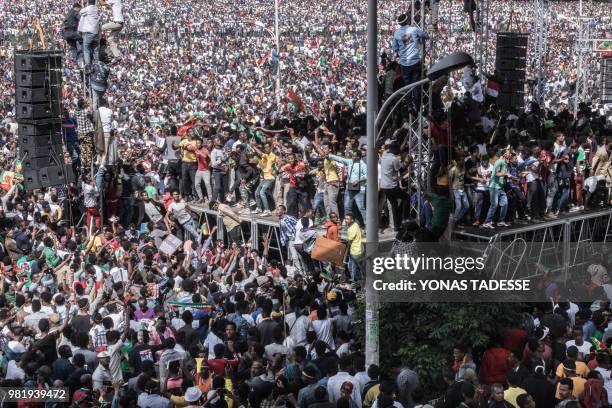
[100,0,124,64]
[327,356,362,408]
[165,190,200,243]
[77,0,101,69]
[565,328,593,360]
[97,98,117,166]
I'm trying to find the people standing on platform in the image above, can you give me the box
[210,200,242,245]
[482,150,511,229]
[175,131,198,202]
[165,190,200,243]
[194,137,212,204]
[95,98,116,168]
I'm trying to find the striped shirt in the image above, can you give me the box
[279,214,298,246]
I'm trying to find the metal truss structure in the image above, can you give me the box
[452,209,612,283]
[532,0,550,105]
[405,0,433,220]
[474,0,492,77]
[574,16,593,117]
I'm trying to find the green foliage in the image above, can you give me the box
[354,301,524,398]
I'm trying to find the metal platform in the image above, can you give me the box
[187,203,397,263]
[452,208,612,281]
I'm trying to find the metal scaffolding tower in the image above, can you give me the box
[532,0,549,105]
[574,16,593,117]
[474,0,492,77]
[406,0,433,219]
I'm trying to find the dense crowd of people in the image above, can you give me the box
[0,0,611,407]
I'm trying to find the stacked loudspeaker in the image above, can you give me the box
[14,50,75,191]
[494,32,528,111]
[603,56,612,104]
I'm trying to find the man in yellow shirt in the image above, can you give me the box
[555,346,590,379]
[555,362,586,400]
[174,131,198,201]
[504,372,527,408]
[250,141,277,216]
[314,142,341,218]
[346,214,362,287]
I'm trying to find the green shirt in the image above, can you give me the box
[42,247,60,268]
[577,147,586,172]
[144,185,157,199]
[489,158,507,190]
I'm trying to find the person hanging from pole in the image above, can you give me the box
[392,13,429,115]
[464,0,478,31]
[62,3,83,67]
[77,0,101,74]
[75,98,96,174]
[99,0,124,65]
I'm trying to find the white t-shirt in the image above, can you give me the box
[168,201,191,225]
[565,339,593,359]
[98,107,113,133]
[595,367,612,400]
[107,0,124,23]
[110,266,128,283]
[312,318,335,350]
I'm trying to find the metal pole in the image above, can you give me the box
[365,0,380,368]
[275,0,281,107]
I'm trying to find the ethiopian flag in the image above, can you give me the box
[287,90,304,112]
[200,222,210,236]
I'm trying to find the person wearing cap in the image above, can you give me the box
[92,349,112,391]
[297,365,320,408]
[392,13,429,113]
[184,386,204,408]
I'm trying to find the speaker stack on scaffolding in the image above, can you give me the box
[603,56,612,104]
[494,32,528,111]
[14,50,74,192]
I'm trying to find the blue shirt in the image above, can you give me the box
[328,155,367,191]
[392,25,428,67]
[63,117,78,143]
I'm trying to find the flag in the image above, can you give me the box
[287,90,304,112]
[200,222,210,236]
[177,116,197,137]
[0,171,20,191]
[257,53,271,66]
[485,74,502,98]
[167,301,213,312]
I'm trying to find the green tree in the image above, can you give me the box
[357,302,524,398]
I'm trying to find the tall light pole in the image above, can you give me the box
[274,0,281,107]
[254,8,281,108]
[365,0,380,368]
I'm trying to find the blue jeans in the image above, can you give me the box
[255,179,274,211]
[452,189,470,223]
[67,140,81,166]
[81,32,100,67]
[558,185,570,211]
[312,192,325,218]
[344,189,366,225]
[181,218,200,244]
[348,255,361,283]
[485,188,508,224]
[212,170,227,202]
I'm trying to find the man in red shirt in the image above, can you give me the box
[194,137,212,204]
[280,152,311,217]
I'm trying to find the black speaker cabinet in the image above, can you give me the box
[19,144,64,158]
[23,165,75,192]
[496,33,529,48]
[15,70,62,88]
[14,50,62,72]
[16,86,60,103]
[16,101,61,120]
[18,132,63,149]
[18,119,62,136]
[22,156,60,171]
